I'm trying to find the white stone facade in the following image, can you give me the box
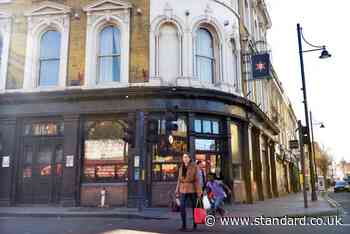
[0,11,11,91]
[149,0,242,96]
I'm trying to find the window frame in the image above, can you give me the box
[38,30,62,87]
[195,27,216,83]
[193,118,221,136]
[97,25,122,84]
[82,117,129,183]
[150,114,188,182]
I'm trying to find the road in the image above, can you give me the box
[1,192,350,234]
[329,191,350,225]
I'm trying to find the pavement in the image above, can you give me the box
[225,192,340,218]
[0,192,338,220]
[328,191,350,225]
[0,192,348,234]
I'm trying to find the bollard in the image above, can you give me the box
[100,187,107,208]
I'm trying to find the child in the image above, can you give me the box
[206,173,231,216]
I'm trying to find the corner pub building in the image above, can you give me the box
[0,0,283,207]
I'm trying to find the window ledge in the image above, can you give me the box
[3,87,66,93]
[83,83,129,90]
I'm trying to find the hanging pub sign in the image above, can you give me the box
[251,53,272,80]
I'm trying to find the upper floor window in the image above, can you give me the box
[158,22,180,82]
[39,31,61,87]
[83,0,131,88]
[22,1,71,90]
[244,0,251,32]
[196,28,215,83]
[98,25,121,83]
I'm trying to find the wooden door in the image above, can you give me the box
[18,139,63,204]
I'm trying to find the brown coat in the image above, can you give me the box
[176,163,202,195]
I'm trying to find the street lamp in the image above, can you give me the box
[297,23,331,202]
[310,111,325,187]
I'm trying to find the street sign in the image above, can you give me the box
[66,155,74,167]
[2,156,10,168]
[289,140,299,149]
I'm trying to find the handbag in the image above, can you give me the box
[194,199,207,224]
[169,191,180,212]
[171,199,180,212]
[202,195,211,210]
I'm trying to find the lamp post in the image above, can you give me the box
[309,111,325,185]
[298,120,308,208]
[297,23,331,202]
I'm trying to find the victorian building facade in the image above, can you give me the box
[0,0,297,207]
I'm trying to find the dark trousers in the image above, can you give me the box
[179,193,197,228]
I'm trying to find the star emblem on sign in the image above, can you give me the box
[255,61,266,72]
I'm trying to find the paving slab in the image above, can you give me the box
[0,192,338,219]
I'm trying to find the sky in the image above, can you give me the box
[266,0,349,162]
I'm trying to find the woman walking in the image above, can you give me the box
[175,153,202,231]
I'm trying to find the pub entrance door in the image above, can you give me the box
[17,137,63,204]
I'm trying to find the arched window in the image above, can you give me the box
[98,25,121,83]
[39,30,61,87]
[159,23,180,82]
[196,28,215,83]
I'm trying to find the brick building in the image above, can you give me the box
[0,0,298,207]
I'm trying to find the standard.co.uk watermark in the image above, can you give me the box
[205,215,343,227]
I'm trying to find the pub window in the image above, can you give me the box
[193,119,220,135]
[83,119,128,182]
[22,145,33,179]
[203,120,211,133]
[23,121,64,136]
[195,138,222,178]
[195,138,218,151]
[212,121,219,134]
[152,115,188,181]
[230,122,242,180]
[194,119,202,133]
